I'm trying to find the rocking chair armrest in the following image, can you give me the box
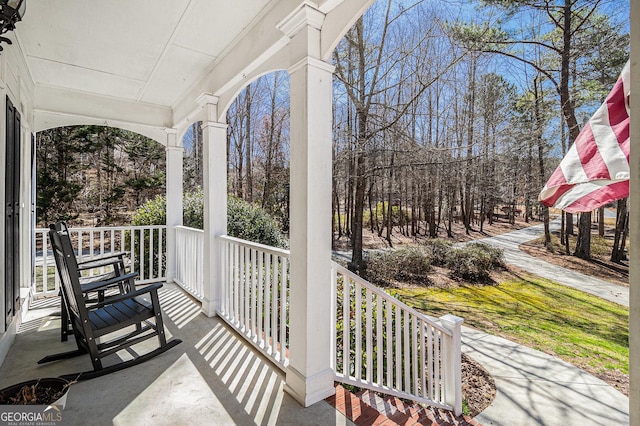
[80,272,139,293]
[77,257,124,272]
[90,282,163,309]
[77,251,129,267]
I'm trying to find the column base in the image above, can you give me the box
[200,297,218,318]
[284,366,336,407]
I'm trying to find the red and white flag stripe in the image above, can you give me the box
[539,60,630,213]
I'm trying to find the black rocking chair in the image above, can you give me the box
[52,222,135,342]
[39,223,181,380]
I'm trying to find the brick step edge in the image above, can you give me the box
[326,384,483,426]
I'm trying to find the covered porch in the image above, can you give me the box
[0,0,466,419]
[0,0,376,410]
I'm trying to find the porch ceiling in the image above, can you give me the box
[13,0,372,136]
[18,0,270,108]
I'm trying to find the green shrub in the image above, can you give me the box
[446,243,504,281]
[183,189,203,229]
[129,195,167,278]
[467,242,505,269]
[365,247,432,287]
[131,194,166,226]
[130,191,288,248]
[227,196,288,248]
[420,239,453,266]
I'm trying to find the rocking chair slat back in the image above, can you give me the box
[49,225,86,319]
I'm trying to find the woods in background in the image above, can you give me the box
[36,126,165,226]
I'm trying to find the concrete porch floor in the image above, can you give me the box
[0,283,353,426]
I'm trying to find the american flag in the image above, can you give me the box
[539,61,630,213]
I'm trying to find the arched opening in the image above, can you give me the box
[181,70,291,235]
[35,125,166,228]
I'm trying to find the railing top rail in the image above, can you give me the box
[35,225,167,233]
[332,261,451,336]
[174,225,205,234]
[217,234,290,258]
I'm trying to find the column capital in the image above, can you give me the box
[197,94,222,123]
[165,128,183,149]
[196,93,219,108]
[277,1,325,39]
[201,121,228,131]
[288,56,335,75]
[166,145,184,153]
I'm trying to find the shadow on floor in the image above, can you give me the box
[0,284,350,426]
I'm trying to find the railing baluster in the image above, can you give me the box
[355,281,362,381]
[242,245,249,332]
[343,276,350,378]
[404,310,410,393]
[330,264,337,372]
[233,242,239,325]
[271,254,278,359]
[280,256,287,365]
[257,249,264,347]
[385,298,393,388]
[365,288,372,383]
[251,249,257,338]
[129,229,135,275]
[139,229,145,280]
[376,293,383,385]
[395,305,402,391]
[77,231,82,261]
[427,322,434,399]
[264,252,271,353]
[420,320,427,399]
[219,238,225,314]
[149,228,154,281]
[158,227,164,281]
[99,230,105,274]
[434,329,441,402]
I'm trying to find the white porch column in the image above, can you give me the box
[283,4,336,404]
[199,95,227,317]
[165,128,183,283]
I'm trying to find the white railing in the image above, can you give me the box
[218,235,290,370]
[174,226,204,301]
[33,225,167,299]
[332,262,463,415]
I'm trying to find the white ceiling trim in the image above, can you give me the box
[34,85,172,129]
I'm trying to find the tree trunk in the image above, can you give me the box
[245,85,253,202]
[542,206,551,247]
[598,206,605,237]
[566,212,574,235]
[611,198,628,263]
[350,144,367,272]
[534,75,551,246]
[574,212,591,260]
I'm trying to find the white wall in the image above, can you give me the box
[0,37,35,364]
